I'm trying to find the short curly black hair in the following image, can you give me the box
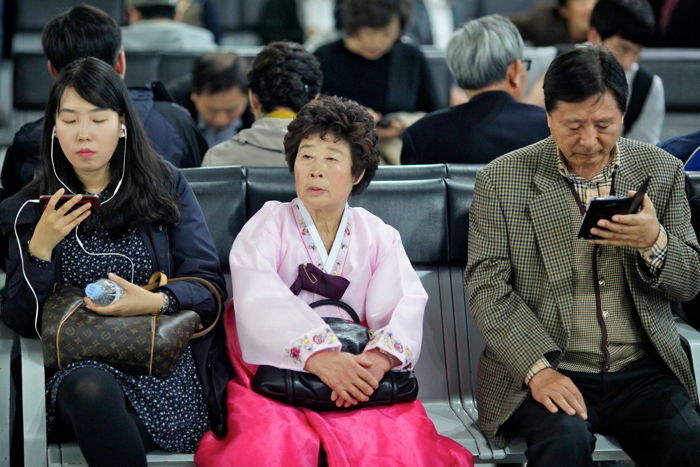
[341,0,412,36]
[284,96,379,196]
[247,41,323,114]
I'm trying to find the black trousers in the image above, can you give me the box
[502,355,700,467]
[54,367,158,467]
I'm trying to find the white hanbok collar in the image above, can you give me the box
[295,198,349,274]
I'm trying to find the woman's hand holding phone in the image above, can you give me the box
[29,188,93,261]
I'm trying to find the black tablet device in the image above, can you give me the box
[576,176,651,239]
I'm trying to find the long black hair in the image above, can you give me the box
[25,57,180,234]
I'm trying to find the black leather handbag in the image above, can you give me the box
[252,299,419,410]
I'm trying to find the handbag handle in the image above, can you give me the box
[309,299,361,324]
[144,272,223,339]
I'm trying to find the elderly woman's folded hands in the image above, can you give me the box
[305,350,393,408]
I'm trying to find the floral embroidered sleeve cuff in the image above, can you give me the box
[639,225,667,275]
[365,329,415,370]
[281,325,341,371]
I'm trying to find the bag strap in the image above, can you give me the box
[309,299,361,324]
[144,272,223,339]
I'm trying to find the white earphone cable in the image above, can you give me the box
[73,226,135,284]
[13,199,43,338]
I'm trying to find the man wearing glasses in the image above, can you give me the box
[587,0,663,144]
[400,15,549,165]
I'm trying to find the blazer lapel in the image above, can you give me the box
[528,142,574,332]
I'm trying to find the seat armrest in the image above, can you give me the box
[20,336,47,467]
[674,314,700,394]
[0,322,18,465]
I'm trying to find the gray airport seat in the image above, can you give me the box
[640,48,700,111]
[9,164,700,465]
[688,171,700,195]
[12,51,51,111]
[123,52,161,88]
[422,47,453,110]
[218,0,263,46]
[349,179,486,458]
[0,321,15,466]
[478,0,550,16]
[11,0,124,53]
[18,336,195,466]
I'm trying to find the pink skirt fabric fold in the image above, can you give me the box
[195,304,473,467]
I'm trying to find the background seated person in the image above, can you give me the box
[659,129,700,166]
[195,96,473,466]
[122,0,217,52]
[0,57,228,466]
[168,52,254,148]
[202,42,322,167]
[0,4,207,203]
[466,45,700,466]
[314,0,439,163]
[401,14,550,165]
[588,0,664,144]
[511,0,597,46]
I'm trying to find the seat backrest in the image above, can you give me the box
[15,0,124,33]
[445,172,483,406]
[446,164,482,265]
[180,166,246,272]
[245,167,296,218]
[218,0,252,32]
[350,179,449,265]
[353,179,450,402]
[446,179,476,266]
[158,52,201,87]
[372,164,448,181]
[421,47,453,110]
[688,171,700,195]
[12,51,52,111]
[123,52,161,88]
[640,48,700,111]
[478,0,548,16]
[446,163,483,183]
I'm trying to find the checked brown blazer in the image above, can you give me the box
[465,136,700,447]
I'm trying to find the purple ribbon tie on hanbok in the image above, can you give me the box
[289,263,349,300]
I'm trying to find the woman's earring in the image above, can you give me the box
[120,124,127,138]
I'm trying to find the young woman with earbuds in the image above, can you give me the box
[0,57,230,466]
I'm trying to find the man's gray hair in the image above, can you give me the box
[446,14,524,90]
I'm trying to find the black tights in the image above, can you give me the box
[55,367,158,467]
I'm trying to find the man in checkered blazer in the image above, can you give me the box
[466,45,700,466]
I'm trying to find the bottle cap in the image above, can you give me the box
[85,283,103,299]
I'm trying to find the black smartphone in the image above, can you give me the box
[576,176,651,239]
[39,194,101,214]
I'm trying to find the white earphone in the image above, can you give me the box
[52,125,57,138]
[120,123,127,138]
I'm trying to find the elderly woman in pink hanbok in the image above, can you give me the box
[195,96,473,466]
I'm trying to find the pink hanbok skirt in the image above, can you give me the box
[195,303,474,467]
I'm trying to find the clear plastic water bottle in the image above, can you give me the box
[85,279,124,306]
